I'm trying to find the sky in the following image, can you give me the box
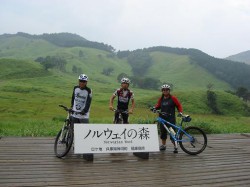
[1,0,250,58]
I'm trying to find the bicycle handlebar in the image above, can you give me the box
[59,104,70,111]
[150,107,173,116]
[59,105,81,114]
[149,107,191,122]
[113,109,129,114]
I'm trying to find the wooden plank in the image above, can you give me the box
[0,134,250,186]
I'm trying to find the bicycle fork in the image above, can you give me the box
[59,120,69,143]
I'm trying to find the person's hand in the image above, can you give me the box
[129,109,133,114]
[80,111,86,115]
[109,106,114,111]
[177,112,183,117]
[150,107,157,113]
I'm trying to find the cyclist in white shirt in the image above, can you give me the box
[71,74,92,124]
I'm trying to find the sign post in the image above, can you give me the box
[74,124,159,154]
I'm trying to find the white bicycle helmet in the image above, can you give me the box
[121,77,130,84]
[161,84,171,90]
[78,74,88,81]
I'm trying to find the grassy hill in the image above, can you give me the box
[0,34,232,90]
[148,52,231,90]
[0,33,250,136]
[226,50,250,65]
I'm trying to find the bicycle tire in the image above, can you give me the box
[115,118,123,124]
[54,126,74,158]
[179,126,207,155]
[114,114,123,124]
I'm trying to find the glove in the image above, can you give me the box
[177,112,183,117]
[80,111,86,115]
[150,107,157,113]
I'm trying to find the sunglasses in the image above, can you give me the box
[79,80,87,83]
[162,89,170,91]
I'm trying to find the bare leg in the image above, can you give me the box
[162,139,166,145]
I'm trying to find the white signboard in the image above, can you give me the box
[74,124,159,154]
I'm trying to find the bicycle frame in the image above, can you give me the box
[55,104,84,158]
[156,116,194,145]
[58,113,71,141]
[58,105,77,142]
[113,109,129,124]
[151,108,207,155]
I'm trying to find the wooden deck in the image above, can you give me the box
[0,134,250,187]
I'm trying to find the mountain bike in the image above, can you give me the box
[113,109,129,124]
[54,105,76,158]
[54,105,94,161]
[150,108,207,155]
[112,109,149,159]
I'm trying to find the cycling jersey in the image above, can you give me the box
[155,95,182,124]
[71,86,92,119]
[155,94,183,140]
[113,88,134,110]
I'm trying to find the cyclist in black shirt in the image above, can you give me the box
[153,84,183,153]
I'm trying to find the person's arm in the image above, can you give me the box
[129,98,135,114]
[82,89,92,114]
[172,96,183,113]
[71,86,76,108]
[154,97,162,110]
[109,94,116,111]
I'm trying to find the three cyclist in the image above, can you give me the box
[109,78,135,124]
[65,75,183,157]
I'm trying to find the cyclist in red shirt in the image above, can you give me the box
[153,84,183,153]
[109,78,135,124]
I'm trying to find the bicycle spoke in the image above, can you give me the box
[54,126,74,158]
[179,126,207,155]
[54,105,74,158]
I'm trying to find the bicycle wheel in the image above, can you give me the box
[116,118,123,124]
[114,118,122,124]
[179,126,207,155]
[114,114,123,124]
[54,126,74,158]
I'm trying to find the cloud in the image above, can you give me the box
[0,0,250,58]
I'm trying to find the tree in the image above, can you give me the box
[127,50,153,77]
[37,56,67,72]
[236,87,248,101]
[35,57,45,63]
[41,61,56,70]
[117,50,131,58]
[206,90,221,114]
[206,83,214,91]
[79,50,84,58]
[102,67,114,76]
[72,65,78,74]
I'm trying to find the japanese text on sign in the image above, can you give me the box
[74,124,159,154]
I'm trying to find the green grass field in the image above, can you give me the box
[1,74,249,137]
[0,43,250,137]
